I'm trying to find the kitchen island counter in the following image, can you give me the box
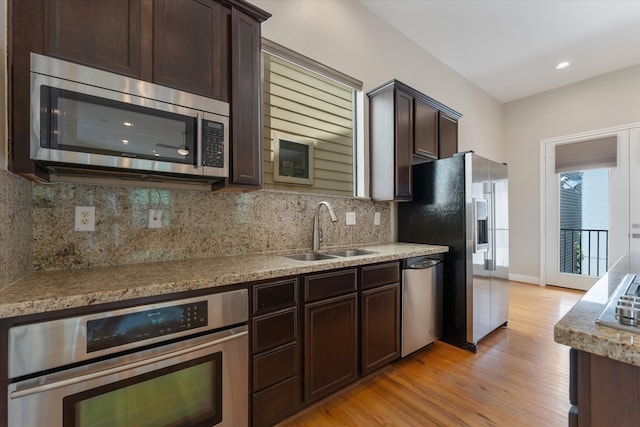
[0,242,447,318]
[554,252,640,367]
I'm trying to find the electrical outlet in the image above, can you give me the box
[374,212,381,225]
[148,209,163,229]
[74,206,95,232]
[346,212,356,225]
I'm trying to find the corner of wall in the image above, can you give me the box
[0,0,7,172]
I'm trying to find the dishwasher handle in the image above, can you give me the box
[403,257,442,270]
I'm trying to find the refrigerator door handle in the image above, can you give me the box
[486,183,497,271]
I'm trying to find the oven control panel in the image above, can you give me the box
[87,301,208,352]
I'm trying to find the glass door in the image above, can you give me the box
[558,169,609,277]
[544,131,629,290]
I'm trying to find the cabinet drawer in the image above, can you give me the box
[253,376,299,427]
[252,307,297,353]
[361,262,400,290]
[252,278,298,315]
[304,268,357,302]
[253,343,297,391]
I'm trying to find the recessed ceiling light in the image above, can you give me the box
[122,139,129,144]
[123,121,133,127]
[556,61,571,70]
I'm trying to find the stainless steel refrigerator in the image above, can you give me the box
[398,152,509,352]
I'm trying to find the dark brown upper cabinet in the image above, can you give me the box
[46,0,142,77]
[438,112,459,160]
[153,0,229,101]
[414,98,439,159]
[229,7,263,188]
[368,80,462,201]
[8,0,270,189]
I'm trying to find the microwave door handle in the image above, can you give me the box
[196,113,203,169]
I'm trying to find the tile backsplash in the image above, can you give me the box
[25,181,392,272]
[0,170,33,290]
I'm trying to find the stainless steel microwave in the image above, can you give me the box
[30,53,229,188]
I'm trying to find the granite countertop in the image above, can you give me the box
[554,252,640,367]
[0,242,448,319]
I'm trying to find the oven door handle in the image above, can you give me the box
[10,328,247,399]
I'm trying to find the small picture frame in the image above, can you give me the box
[273,132,314,185]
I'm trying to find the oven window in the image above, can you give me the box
[63,353,222,427]
[42,86,196,164]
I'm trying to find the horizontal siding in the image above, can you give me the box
[263,53,354,196]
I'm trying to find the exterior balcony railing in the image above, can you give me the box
[560,228,608,276]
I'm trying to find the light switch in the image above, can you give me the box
[374,212,381,225]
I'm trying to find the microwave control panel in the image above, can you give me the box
[201,119,225,168]
[86,300,208,353]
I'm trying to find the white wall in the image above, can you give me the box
[249,0,504,164]
[505,64,640,282]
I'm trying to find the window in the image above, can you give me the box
[261,39,363,197]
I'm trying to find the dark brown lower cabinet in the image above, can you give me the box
[361,283,400,375]
[304,293,358,404]
[251,264,403,425]
[571,348,640,426]
[250,279,300,427]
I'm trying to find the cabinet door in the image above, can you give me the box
[154,0,229,100]
[304,293,358,404]
[361,283,400,375]
[229,7,262,187]
[438,112,459,159]
[414,99,438,159]
[394,90,414,200]
[47,0,141,77]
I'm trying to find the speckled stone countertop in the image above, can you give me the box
[554,252,640,367]
[0,242,447,319]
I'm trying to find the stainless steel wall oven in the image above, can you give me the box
[7,289,248,427]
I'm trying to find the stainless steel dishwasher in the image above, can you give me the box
[402,256,443,357]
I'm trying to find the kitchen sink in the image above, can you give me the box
[326,249,378,257]
[284,249,378,261]
[284,252,338,261]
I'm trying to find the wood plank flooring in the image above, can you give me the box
[278,282,584,427]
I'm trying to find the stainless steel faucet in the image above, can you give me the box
[313,201,339,252]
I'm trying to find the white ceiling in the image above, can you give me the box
[358,0,640,103]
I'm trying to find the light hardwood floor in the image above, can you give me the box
[278,282,584,427]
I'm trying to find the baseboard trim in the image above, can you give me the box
[509,274,542,286]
